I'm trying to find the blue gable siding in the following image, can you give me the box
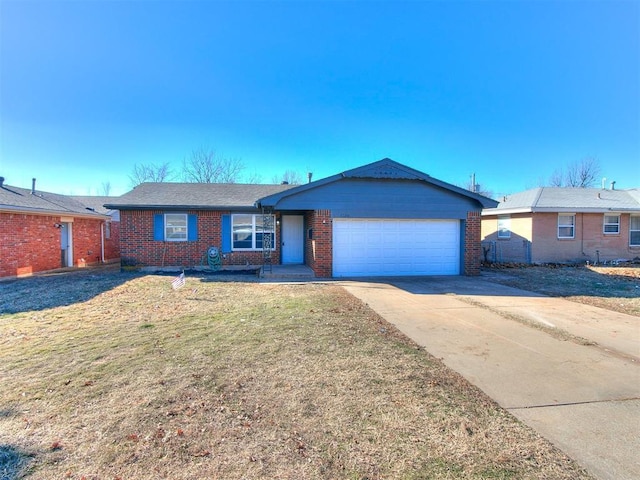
[272,178,479,219]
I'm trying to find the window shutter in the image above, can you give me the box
[188,214,198,241]
[221,214,231,253]
[153,214,164,241]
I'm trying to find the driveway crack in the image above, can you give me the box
[508,397,640,410]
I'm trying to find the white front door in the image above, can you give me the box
[281,215,304,264]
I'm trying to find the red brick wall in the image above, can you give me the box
[304,210,332,277]
[532,212,640,263]
[72,217,107,266]
[103,221,120,262]
[0,212,112,278]
[119,210,281,269]
[464,211,482,276]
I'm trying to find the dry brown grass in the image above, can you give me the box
[0,269,592,479]
[482,264,640,316]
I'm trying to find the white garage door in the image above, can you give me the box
[333,219,460,277]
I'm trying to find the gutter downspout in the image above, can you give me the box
[100,222,105,263]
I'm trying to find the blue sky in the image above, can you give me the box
[1,0,638,198]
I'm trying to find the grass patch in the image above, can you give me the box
[483,265,640,316]
[0,273,592,479]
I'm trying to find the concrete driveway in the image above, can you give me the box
[341,276,640,480]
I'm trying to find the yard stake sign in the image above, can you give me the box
[171,272,186,290]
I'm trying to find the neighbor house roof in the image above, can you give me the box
[0,183,109,219]
[258,158,499,209]
[483,187,640,215]
[104,183,297,211]
[71,196,121,221]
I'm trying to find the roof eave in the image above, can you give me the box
[483,206,640,215]
[482,207,533,216]
[104,204,261,211]
[0,205,109,219]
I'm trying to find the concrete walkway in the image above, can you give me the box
[341,276,640,480]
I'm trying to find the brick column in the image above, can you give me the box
[305,210,332,277]
[464,211,482,276]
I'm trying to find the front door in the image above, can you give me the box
[281,215,304,264]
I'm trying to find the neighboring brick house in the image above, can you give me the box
[0,178,120,278]
[481,187,640,264]
[106,159,497,277]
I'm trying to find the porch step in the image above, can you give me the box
[260,265,315,279]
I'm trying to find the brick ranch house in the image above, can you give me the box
[481,186,640,264]
[0,177,120,278]
[106,159,497,277]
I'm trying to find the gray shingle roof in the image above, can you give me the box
[104,183,297,210]
[0,184,109,218]
[71,196,121,220]
[484,187,640,214]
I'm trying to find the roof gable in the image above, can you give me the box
[343,158,427,180]
[258,158,497,209]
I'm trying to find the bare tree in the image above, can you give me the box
[548,168,564,187]
[100,181,112,196]
[182,148,245,183]
[547,158,601,188]
[271,170,303,185]
[566,157,601,187]
[243,169,263,184]
[129,162,172,186]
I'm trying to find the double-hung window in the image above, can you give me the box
[232,214,275,250]
[497,215,511,239]
[165,213,188,241]
[558,214,575,239]
[630,216,640,246]
[153,213,197,242]
[603,214,620,234]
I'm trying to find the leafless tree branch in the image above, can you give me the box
[129,162,173,187]
[182,148,245,183]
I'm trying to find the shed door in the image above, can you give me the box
[333,219,460,277]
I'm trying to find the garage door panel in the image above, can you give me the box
[333,219,460,277]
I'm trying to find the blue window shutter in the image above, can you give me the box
[153,214,164,241]
[221,214,231,253]
[188,214,198,241]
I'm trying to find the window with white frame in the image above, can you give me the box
[165,213,188,241]
[497,215,511,239]
[558,214,575,239]
[603,214,620,234]
[232,214,275,250]
[105,221,111,239]
[630,216,640,246]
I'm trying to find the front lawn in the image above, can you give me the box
[0,271,591,479]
